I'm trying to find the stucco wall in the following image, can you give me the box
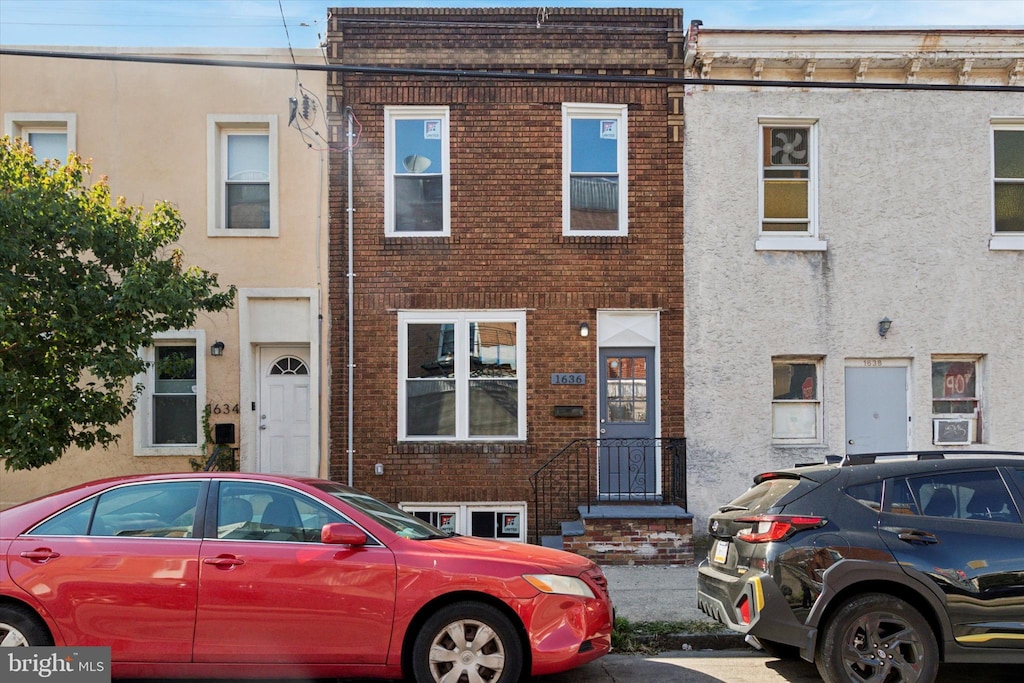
[684,86,1024,526]
[1,48,330,507]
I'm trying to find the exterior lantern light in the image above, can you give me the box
[878,318,892,338]
[210,340,226,356]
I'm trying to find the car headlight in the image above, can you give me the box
[522,574,596,598]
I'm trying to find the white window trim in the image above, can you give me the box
[207,115,279,237]
[990,118,1024,251]
[384,106,451,236]
[771,356,824,446]
[133,329,206,456]
[4,112,77,159]
[562,103,629,236]
[399,501,528,542]
[756,117,826,252]
[398,310,526,441]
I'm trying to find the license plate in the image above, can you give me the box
[713,539,729,564]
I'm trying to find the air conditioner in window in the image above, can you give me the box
[933,418,974,445]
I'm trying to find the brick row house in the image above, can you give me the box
[324,7,692,562]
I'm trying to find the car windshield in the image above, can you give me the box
[313,482,450,540]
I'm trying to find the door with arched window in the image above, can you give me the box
[258,346,313,475]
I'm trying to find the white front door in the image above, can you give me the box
[845,363,910,455]
[258,346,313,475]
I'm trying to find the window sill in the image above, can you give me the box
[135,446,203,457]
[209,227,279,238]
[756,236,827,252]
[989,235,1024,251]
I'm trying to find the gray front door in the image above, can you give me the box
[845,365,909,454]
[599,348,656,498]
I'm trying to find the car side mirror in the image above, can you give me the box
[321,522,368,546]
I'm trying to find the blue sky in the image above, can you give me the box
[0,0,1021,48]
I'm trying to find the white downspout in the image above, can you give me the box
[346,107,355,486]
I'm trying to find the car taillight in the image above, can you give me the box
[735,514,825,543]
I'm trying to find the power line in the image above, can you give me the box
[1,47,1021,93]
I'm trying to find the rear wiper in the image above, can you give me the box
[718,504,749,512]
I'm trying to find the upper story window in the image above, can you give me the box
[562,103,628,236]
[756,118,825,252]
[385,107,450,236]
[134,331,205,456]
[4,112,76,164]
[398,311,526,441]
[931,356,982,445]
[991,120,1024,250]
[771,357,823,445]
[207,115,278,237]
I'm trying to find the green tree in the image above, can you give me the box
[0,136,236,470]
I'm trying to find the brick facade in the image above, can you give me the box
[326,8,685,543]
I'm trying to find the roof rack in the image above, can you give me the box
[841,450,1024,466]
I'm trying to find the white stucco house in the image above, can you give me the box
[682,25,1024,527]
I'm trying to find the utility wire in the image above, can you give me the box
[1,48,1020,93]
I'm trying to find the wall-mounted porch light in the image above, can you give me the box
[878,317,892,338]
[579,322,590,338]
[210,340,226,357]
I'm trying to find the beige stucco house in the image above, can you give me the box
[1,47,329,508]
[682,26,1024,528]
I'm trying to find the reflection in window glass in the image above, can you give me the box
[218,482,348,542]
[154,345,197,445]
[771,359,821,441]
[27,131,68,163]
[91,482,201,537]
[605,356,647,423]
[994,129,1024,233]
[225,133,270,229]
[569,118,620,231]
[393,117,444,232]
[892,470,1020,523]
[401,313,523,439]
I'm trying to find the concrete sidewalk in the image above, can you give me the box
[602,564,708,623]
[601,563,746,649]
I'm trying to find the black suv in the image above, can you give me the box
[697,451,1024,683]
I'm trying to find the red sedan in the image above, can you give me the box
[0,472,613,681]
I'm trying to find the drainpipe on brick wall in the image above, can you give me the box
[346,107,355,486]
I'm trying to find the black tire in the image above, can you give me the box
[815,593,938,683]
[0,604,53,647]
[411,601,523,683]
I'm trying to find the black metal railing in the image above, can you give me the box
[528,437,686,544]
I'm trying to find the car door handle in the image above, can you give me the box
[897,530,939,545]
[20,549,61,562]
[203,556,244,568]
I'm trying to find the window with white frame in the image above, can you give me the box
[134,332,205,455]
[399,311,525,440]
[992,121,1024,249]
[562,103,628,235]
[931,356,982,444]
[757,119,825,251]
[207,115,278,236]
[4,113,76,164]
[385,107,450,235]
[771,357,823,443]
[401,502,527,542]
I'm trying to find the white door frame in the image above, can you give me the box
[238,288,322,476]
